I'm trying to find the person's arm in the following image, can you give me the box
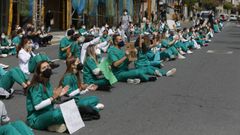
[18,50,31,63]
[112,56,127,68]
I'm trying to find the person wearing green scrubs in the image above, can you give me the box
[134,36,176,77]
[0,67,29,98]
[83,45,111,89]
[107,35,156,83]
[78,25,88,36]
[26,61,69,133]
[59,57,105,111]
[161,33,186,60]
[100,30,112,43]
[28,53,59,73]
[143,19,156,34]
[0,101,34,135]
[213,20,220,33]
[69,34,81,59]
[11,29,24,55]
[59,29,74,60]
[0,33,11,56]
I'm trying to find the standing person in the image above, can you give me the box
[0,101,34,135]
[120,9,132,32]
[45,10,54,32]
[26,61,69,133]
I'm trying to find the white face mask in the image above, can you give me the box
[1,34,5,39]
[95,48,101,55]
[124,12,127,15]
[19,34,23,38]
[78,36,85,43]
[22,31,25,35]
[82,26,86,29]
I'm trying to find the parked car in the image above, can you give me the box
[229,14,238,21]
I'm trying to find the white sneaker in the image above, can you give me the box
[196,46,201,49]
[166,68,177,77]
[155,70,163,77]
[187,50,193,54]
[0,54,7,58]
[133,79,141,84]
[178,54,186,59]
[179,50,186,55]
[95,103,104,110]
[127,79,134,84]
[0,63,9,69]
[48,124,67,133]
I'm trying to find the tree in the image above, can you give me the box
[223,2,233,11]
[18,0,31,17]
[201,0,221,10]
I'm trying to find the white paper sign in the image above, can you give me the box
[60,99,85,134]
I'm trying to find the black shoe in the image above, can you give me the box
[148,77,157,82]
[50,62,60,69]
[97,85,111,91]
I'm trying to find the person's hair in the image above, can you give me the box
[71,34,80,41]
[27,61,50,94]
[135,35,150,54]
[112,34,120,46]
[59,57,82,88]
[17,29,23,34]
[67,29,75,37]
[16,37,29,58]
[85,44,98,64]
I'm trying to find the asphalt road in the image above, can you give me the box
[1,22,240,135]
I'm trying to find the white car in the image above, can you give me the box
[229,15,238,21]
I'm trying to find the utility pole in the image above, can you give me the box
[148,0,152,19]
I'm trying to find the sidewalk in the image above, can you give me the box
[50,31,65,45]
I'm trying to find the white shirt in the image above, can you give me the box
[18,49,35,74]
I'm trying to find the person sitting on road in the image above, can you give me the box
[59,57,104,111]
[134,35,177,78]
[83,45,111,90]
[107,35,158,84]
[59,29,74,60]
[26,61,69,133]
[0,66,30,98]
[0,100,34,135]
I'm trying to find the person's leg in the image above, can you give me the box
[116,69,149,82]
[0,124,22,135]
[10,68,28,86]
[11,120,34,135]
[30,109,64,130]
[76,96,100,111]
[93,79,110,86]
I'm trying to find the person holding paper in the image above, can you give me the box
[83,45,111,90]
[59,57,105,111]
[26,61,69,133]
[59,30,74,60]
[107,35,157,84]
[0,100,34,135]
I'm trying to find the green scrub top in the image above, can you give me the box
[59,37,72,60]
[70,42,81,59]
[78,28,87,36]
[83,57,99,83]
[28,54,50,73]
[62,73,79,95]
[161,39,170,48]
[1,38,9,46]
[135,50,150,68]
[26,82,54,121]
[12,36,21,46]
[0,67,28,90]
[107,46,128,74]
[100,35,111,42]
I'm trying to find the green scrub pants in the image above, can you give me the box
[115,69,149,82]
[0,121,34,135]
[75,96,100,111]
[28,109,64,130]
